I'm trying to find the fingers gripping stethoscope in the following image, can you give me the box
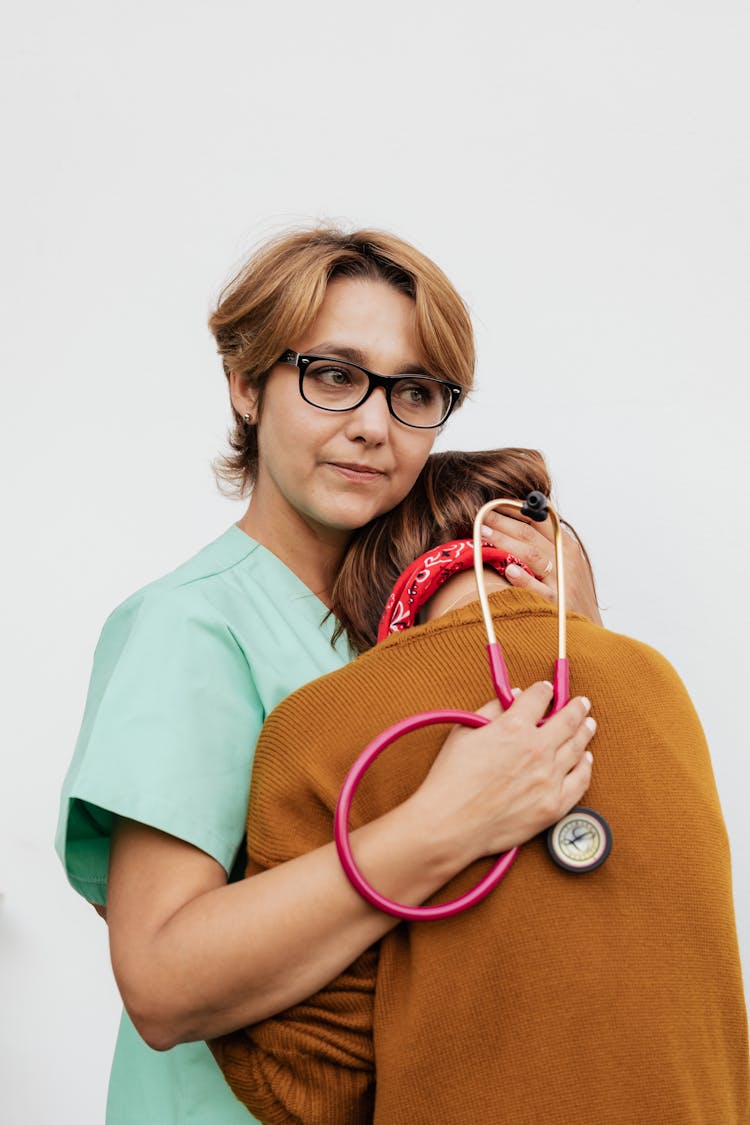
[333,492,612,922]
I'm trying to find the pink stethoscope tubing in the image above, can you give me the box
[334,493,569,921]
[334,711,519,921]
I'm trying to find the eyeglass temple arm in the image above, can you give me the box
[473,494,568,715]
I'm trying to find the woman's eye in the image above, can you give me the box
[314,365,353,386]
[396,380,435,407]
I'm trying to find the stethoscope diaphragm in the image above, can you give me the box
[547,806,612,873]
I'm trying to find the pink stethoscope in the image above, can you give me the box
[334,492,611,922]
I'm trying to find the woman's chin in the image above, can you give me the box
[311,500,389,536]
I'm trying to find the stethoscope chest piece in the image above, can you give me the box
[547,806,612,873]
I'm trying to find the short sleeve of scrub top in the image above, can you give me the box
[55,525,351,1125]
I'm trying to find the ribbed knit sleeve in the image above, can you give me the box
[211,950,376,1125]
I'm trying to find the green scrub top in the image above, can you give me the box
[56,526,352,1124]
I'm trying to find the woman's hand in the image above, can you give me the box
[409,682,596,867]
[480,509,602,625]
[106,685,593,1048]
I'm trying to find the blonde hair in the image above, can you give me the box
[208,226,475,495]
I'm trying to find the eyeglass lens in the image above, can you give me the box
[301,359,452,426]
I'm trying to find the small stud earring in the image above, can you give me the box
[242,413,253,424]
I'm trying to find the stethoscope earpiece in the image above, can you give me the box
[520,490,549,522]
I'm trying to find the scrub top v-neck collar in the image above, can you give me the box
[227,522,337,613]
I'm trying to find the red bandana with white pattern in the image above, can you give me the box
[376,539,530,643]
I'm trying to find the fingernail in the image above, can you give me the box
[511,687,521,697]
[506,564,523,578]
[585,750,594,763]
[580,696,591,712]
[480,524,494,539]
[584,717,597,733]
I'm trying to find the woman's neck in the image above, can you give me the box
[420,568,510,623]
[236,497,350,608]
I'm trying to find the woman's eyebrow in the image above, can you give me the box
[310,342,429,375]
[310,343,366,363]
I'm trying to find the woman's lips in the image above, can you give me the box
[327,461,386,482]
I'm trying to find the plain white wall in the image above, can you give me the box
[2,2,748,1121]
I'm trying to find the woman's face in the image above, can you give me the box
[234,277,437,546]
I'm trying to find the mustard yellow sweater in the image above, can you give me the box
[213,590,749,1125]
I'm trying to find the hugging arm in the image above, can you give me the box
[209,670,595,1118]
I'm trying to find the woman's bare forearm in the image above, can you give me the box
[107,798,464,1050]
[108,684,595,1050]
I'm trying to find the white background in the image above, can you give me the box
[2,2,748,1121]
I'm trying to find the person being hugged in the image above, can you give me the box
[214,448,749,1125]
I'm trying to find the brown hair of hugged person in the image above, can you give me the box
[207,227,476,496]
[330,447,593,654]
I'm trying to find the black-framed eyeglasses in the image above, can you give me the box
[278,350,463,430]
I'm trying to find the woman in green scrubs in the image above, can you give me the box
[56,226,599,1124]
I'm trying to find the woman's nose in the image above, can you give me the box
[344,386,392,443]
